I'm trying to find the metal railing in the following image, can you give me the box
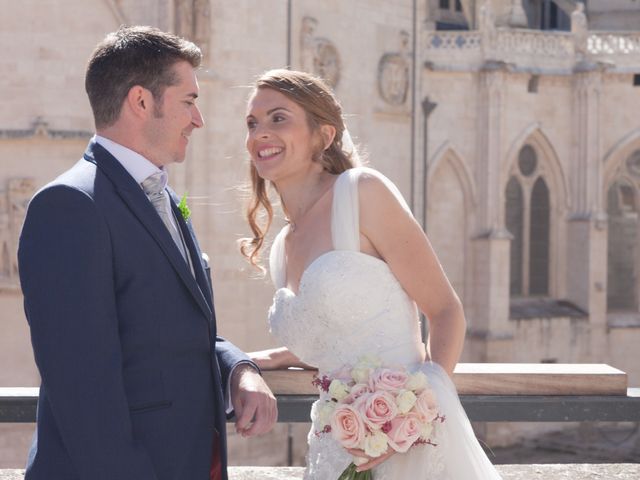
[2,363,640,423]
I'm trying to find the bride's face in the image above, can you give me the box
[245,88,320,182]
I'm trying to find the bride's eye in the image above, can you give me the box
[246,119,257,130]
[273,113,286,123]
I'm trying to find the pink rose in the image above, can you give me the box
[386,412,423,453]
[331,405,365,449]
[343,383,371,404]
[414,389,439,423]
[360,391,398,429]
[369,368,408,392]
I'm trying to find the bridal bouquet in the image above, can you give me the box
[312,356,445,480]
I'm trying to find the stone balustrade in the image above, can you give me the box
[424,28,640,73]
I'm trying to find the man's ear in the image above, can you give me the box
[319,124,337,150]
[125,85,154,119]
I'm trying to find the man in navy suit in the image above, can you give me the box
[18,26,277,480]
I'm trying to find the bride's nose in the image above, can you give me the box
[253,124,271,140]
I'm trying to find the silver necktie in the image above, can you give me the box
[141,171,189,263]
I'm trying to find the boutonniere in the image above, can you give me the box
[178,193,191,221]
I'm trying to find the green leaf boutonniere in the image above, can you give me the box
[178,193,191,221]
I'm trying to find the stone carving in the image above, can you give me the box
[0,178,35,288]
[377,31,410,106]
[300,16,341,88]
[507,0,528,28]
[571,2,588,60]
[175,0,211,59]
[479,2,497,57]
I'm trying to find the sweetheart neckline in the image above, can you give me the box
[277,250,390,296]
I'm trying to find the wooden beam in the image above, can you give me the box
[262,363,628,396]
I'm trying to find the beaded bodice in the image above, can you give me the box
[268,250,424,372]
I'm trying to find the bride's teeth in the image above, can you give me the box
[259,147,282,158]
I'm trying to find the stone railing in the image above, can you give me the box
[492,29,575,71]
[588,31,640,69]
[424,28,640,72]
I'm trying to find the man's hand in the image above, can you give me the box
[230,364,277,437]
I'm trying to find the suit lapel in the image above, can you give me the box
[168,191,215,314]
[83,141,212,320]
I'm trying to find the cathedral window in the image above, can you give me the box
[607,175,639,312]
[506,145,551,296]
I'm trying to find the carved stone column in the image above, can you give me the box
[174,0,211,61]
[467,66,513,362]
[567,68,607,360]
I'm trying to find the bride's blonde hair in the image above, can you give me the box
[240,69,358,270]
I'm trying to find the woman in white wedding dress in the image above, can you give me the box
[242,69,502,479]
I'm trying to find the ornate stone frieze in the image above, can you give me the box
[0,117,92,141]
[300,16,341,88]
[0,178,35,291]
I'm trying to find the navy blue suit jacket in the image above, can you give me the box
[18,140,252,480]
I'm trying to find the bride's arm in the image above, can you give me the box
[248,346,315,370]
[358,173,466,377]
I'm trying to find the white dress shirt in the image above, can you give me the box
[94,135,181,234]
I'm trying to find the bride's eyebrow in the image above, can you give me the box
[267,107,291,115]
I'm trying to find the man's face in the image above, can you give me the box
[145,61,204,167]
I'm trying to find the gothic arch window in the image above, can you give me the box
[606,180,638,311]
[529,178,550,295]
[505,144,551,296]
[506,177,524,295]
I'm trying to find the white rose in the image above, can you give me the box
[317,401,337,427]
[396,390,417,414]
[363,430,389,458]
[405,371,429,392]
[351,366,372,384]
[329,379,350,401]
[420,421,434,441]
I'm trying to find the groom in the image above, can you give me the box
[18,26,276,480]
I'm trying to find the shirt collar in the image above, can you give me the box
[94,134,167,187]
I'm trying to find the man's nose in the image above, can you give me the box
[192,105,204,128]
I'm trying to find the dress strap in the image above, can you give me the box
[331,168,361,251]
[269,225,289,289]
[331,167,412,252]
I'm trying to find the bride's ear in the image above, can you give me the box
[319,124,337,150]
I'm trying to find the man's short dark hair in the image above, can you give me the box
[85,26,202,129]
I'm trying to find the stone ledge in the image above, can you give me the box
[2,464,640,479]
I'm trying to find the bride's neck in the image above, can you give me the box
[277,168,333,225]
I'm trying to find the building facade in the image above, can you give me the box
[0,0,639,467]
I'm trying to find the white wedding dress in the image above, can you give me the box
[268,167,502,479]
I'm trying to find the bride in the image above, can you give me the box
[242,69,502,479]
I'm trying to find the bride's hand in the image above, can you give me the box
[248,349,281,370]
[346,447,396,472]
[248,346,315,370]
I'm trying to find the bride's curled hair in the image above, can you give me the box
[240,69,360,271]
